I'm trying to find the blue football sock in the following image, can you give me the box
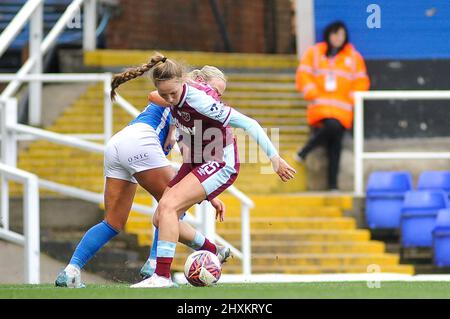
[150,227,158,260]
[69,220,119,269]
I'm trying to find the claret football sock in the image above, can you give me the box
[200,237,217,254]
[69,220,119,269]
[186,231,217,254]
[155,240,176,278]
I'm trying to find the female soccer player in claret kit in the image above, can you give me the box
[55,65,231,288]
[108,53,296,288]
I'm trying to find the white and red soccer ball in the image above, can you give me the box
[184,250,222,287]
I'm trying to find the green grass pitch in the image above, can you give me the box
[2,282,450,299]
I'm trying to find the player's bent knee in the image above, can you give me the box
[157,198,176,215]
[104,218,124,232]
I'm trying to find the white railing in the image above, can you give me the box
[0,91,254,276]
[0,0,97,126]
[0,163,40,284]
[0,73,113,141]
[353,90,450,197]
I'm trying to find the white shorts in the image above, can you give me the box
[104,123,170,183]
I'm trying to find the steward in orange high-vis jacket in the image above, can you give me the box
[294,21,370,190]
[296,40,370,129]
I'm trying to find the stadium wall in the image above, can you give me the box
[104,0,295,53]
[365,60,450,139]
[313,0,450,139]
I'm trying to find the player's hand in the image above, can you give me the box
[163,135,176,153]
[211,198,226,222]
[271,155,296,182]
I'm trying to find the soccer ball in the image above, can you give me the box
[184,250,222,287]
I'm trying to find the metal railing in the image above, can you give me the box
[0,0,97,126]
[353,90,450,197]
[0,73,113,141]
[0,163,40,284]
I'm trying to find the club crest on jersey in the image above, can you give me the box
[178,111,191,122]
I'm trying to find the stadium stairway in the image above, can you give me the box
[11,49,414,277]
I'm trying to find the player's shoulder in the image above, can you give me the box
[185,83,216,106]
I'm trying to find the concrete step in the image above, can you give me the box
[71,98,306,111]
[131,200,344,218]
[217,264,415,275]
[126,217,357,232]
[135,229,371,246]
[47,123,316,134]
[224,73,296,83]
[224,99,306,108]
[18,158,103,166]
[167,250,401,267]
[23,148,103,158]
[18,166,103,176]
[237,108,306,117]
[226,82,296,93]
[218,194,353,210]
[84,49,298,69]
[228,241,386,254]
[51,115,307,128]
[80,89,304,101]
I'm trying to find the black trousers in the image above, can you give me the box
[297,118,346,190]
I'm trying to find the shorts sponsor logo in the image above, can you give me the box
[128,153,149,163]
[197,161,221,176]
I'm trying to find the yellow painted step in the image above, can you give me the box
[221,207,343,218]
[241,254,400,267]
[230,241,386,254]
[220,194,353,211]
[23,149,103,158]
[135,229,371,246]
[126,217,356,232]
[218,264,415,275]
[84,50,298,69]
[169,253,400,268]
[18,166,102,176]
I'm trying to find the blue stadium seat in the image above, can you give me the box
[365,171,413,229]
[417,171,450,193]
[432,209,450,267]
[401,190,449,248]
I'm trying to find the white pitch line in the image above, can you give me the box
[173,273,450,284]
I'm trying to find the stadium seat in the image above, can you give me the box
[432,209,450,267]
[365,171,413,229]
[417,171,450,193]
[401,190,449,248]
